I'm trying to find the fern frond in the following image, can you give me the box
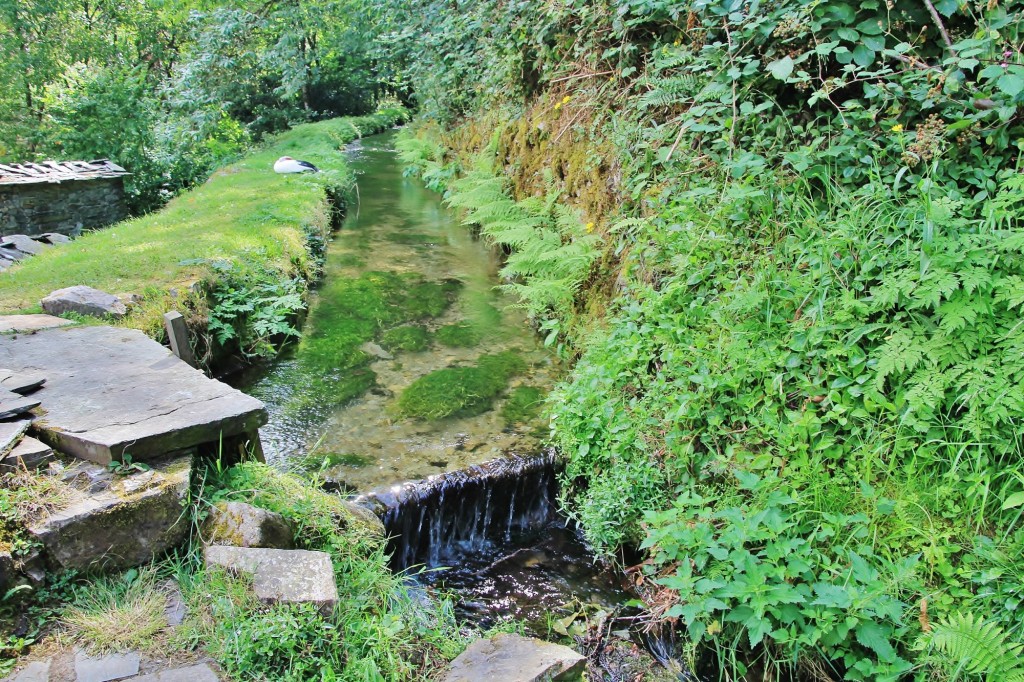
[926,612,1024,679]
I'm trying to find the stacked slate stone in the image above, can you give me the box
[0,232,70,271]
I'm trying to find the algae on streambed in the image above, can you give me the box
[238,132,556,491]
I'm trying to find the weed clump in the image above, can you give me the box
[381,325,431,352]
[397,351,525,420]
[435,323,482,348]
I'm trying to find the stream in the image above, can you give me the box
[235,131,633,637]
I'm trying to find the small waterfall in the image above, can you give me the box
[355,451,559,572]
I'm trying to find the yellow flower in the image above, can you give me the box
[585,222,595,233]
[554,102,562,111]
[562,95,572,103]
[891,124,904,132]
[673,40,681,46]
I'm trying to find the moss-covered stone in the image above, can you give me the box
[397,351,526,420]
[380,325,431,352]
[435,323,482,348]
[501,386,545,425]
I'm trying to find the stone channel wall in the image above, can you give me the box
[0,177,128,237]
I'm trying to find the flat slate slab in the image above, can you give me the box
[0,417,32,457]
[0,325,267,464]
[442,633,586,682]
[205,546,338,615]
[6,659,50,682]
[74,650,140,682]
[128,664,220,682]
[0,315,75,333]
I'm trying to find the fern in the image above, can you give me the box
[924,612,1024,681]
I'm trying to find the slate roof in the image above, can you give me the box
[0,159,129,186]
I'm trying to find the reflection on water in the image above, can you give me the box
[238,131,555,492]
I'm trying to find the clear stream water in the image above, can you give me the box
[237,130,630,634]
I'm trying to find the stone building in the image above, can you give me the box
[0,159,130,237]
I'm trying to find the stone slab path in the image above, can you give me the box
[0,315,74,333]
[0,325,267,464]
[4,658,221,682]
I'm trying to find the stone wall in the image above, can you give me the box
[0,177,128,237]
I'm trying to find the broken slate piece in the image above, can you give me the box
[0,417,31,458]
[128,664,221,682]
[204,546,338,615]
[442,633,586,682]
[37,232,71,245]
[0,390,39,420]
[40,285,127,320]
[74,650,140,682]
[1,235,48,256]
[1,436,54,471]
[0,368,46,394]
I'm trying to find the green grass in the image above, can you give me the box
[0,109,408,338]
[435,322,482,348]
[62,568,168,653]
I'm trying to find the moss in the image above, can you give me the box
[282,271,457,411]
[435,323,482,348]
[501,386,545,425]
[381,325,431,352]
[397,351,526,420]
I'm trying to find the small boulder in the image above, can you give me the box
[202,500,294,549]
[40,285,128,319]
[443,633,586,682]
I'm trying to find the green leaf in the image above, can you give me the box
[1002,491,1024,510]
[852,45,876,67]
[836,27,858,42]
[997,73,1024,98]
[767,56,794,81]
[856,621,897,663]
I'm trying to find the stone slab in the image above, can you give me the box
[204,546,338,615]
[442,633,586,682]
[0,325,267,464]
[0,389,40,419]
[0,315,75,333]
[202,500,294,549]
[74,650,140,682]
[124,664,220,682]
[6,660,50,682]
[1,435,54,471]
[40,285,126,320]
[0,417,31,457]
[0,369,46,394]
[1,235,48,256]
[29,456,190,572]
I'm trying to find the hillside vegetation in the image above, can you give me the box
[389,1,1024,679]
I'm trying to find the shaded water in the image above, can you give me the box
[238,131,556,491]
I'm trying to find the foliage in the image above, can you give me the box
[435,323,481,348]
[207,263,307,359]
[185,462,468,679]
[380,325,431,352]
[61,567,167,653]
[921,612,1024,682]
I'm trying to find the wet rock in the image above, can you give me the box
[40,285,128,319]
[0,315,75,333]
[202,501,294,549]
[360,341,394,360]
[74,650,140,682]
[1,436,54,472]
[29,456,191,572]
[442,633,585,682]
[129,664,221,682]
[204,546,338,615]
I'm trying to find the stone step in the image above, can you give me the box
[0,315,75,333]
[0,417,32,458]
[443,633,586,682]
[204,546,338,615]
[29,455,191,572]
[0,325,266,465]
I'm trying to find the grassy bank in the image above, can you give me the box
[1,460,470,680]
[391,1,1024,678]
[0,109,408,359]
